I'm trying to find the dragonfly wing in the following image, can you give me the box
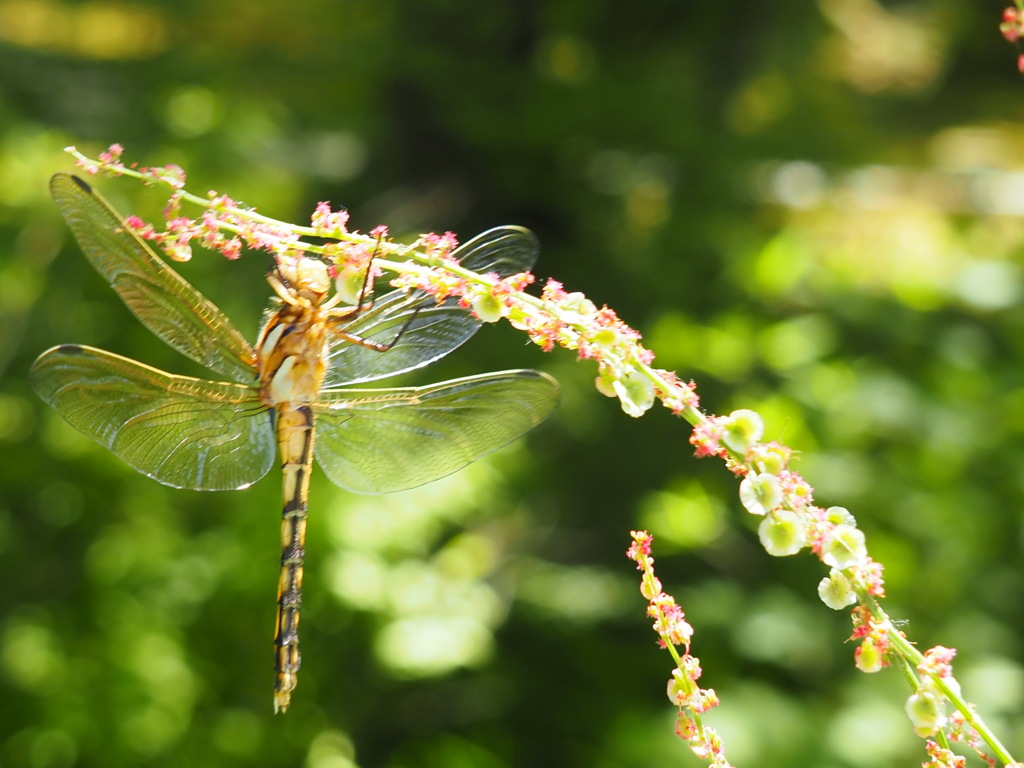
[312,369,558,494]
[50,173,257,384]
[452,225,540,276]
[30,344,275,490]
[320,291,481,386]
[323,226,539,386]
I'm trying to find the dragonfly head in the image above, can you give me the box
[275,256,331,304]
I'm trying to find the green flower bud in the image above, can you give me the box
[667,668,695,705]
[590,327,619,348]
[563,291,597,318]
[824,506,856,526]
[905,691,946,737]
[855,637,885,673]
[755,444,790,475]
[818,570,857,609]
[334,266,366,306]
[721,409,764,454]
[471,293,505,323]
[613,370,656,418]
[641,572,662,600]
[758,508,806,556]
[595,368,618,398]
[739,472,782,516]
[821,524,866,569]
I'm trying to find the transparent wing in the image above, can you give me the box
[322,226,538,387]
[50,173,257,384]
[30,344,275,490]
[312,369,558,494]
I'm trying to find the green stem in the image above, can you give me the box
[866,598,1015,764]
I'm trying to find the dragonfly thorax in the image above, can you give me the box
[257,305,329,406]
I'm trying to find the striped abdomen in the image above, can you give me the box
[272,403,315,713]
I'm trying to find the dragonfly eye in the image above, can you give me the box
[278,257,331,301]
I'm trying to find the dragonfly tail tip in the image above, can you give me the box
[273,692,291,714]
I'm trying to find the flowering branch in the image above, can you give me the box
[628,531,732,766]
[67,145,1020,767]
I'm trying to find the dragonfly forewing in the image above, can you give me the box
[50,174,258,384]
[30,344,275,490]
[322,226,539,387]
[453,225,540,275]
[311,369,559,494]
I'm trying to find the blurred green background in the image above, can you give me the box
[4,1,1024,766]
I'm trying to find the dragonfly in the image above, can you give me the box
[30,173,558,712]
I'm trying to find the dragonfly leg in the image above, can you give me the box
[327,301,426,353]
[325,232,429,352]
